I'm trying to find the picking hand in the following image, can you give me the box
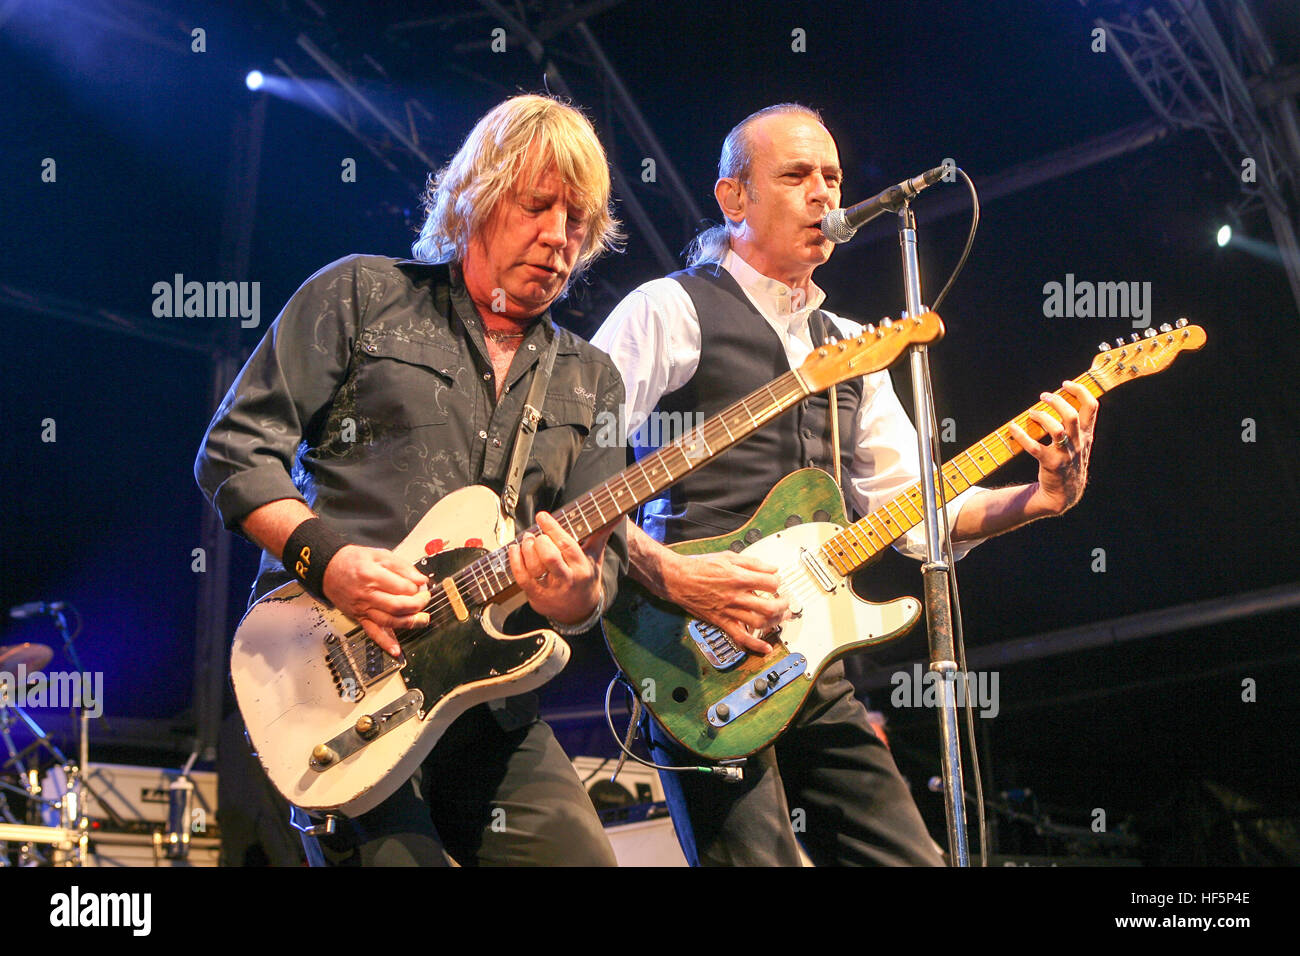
[663,551,788,655]
[322,545,431,656]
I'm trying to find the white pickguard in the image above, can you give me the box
[738,522,922,675]
[230,486,570,816]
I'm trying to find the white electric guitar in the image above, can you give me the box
[230,312,944,815]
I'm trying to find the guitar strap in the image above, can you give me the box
[500,331,560,521]
[811,310,843,489]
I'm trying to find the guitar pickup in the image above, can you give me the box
[799,547,836,593]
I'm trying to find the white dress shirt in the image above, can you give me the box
[592,249,985,560]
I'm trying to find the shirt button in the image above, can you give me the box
[491,437,502,447]
[483,372,492,380]
[527,343,537,351]
[365,343,377,353]
[478,430,488,440]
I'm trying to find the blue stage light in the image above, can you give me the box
[1216,224,1232,247]
[245,70,264,92]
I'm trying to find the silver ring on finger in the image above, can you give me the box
[536,571,550,585]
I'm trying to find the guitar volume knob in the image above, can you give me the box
[715,702,731,721]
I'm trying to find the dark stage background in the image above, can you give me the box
[3,0,1298,865]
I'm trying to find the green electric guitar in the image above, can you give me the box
[605,322,1206,760]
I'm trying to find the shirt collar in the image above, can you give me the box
[721,248,826,327]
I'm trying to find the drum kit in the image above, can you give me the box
[0,640,88,866]
[1,605,210,866]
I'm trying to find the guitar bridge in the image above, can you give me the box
[325,631,405,701]
[324,634,364,702]
[688,620,747,670]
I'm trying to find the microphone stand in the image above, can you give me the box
[52,608,91,865]
[897,201,969,866]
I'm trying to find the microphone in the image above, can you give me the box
[820,165,950,243]
[9,601,67,620]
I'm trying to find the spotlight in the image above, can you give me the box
[245,70,264,92]
[1216,224,1232,247]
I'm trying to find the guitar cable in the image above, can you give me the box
[603,674,746,782]
[913,167,992,864]
[593,169,981,805]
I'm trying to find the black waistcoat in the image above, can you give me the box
[643,263,863,545]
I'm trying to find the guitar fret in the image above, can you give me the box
[692,428,713,459]
[954,454,981,481]
[619,472,638,507]
[666,443,693,475]
[893,496,922,524]
[843,527,870,563]
[940,468,963,499]
[633,458,655,489]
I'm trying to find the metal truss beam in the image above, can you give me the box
[841,117,1176,247]
[474,0,679,272]
[854,581,1300,692]
[1095,0,1300,313]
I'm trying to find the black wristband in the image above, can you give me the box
[282,518,349,603]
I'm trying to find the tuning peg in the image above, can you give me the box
[1175,317,1188,328]
[1115,338,1124,348]
[881,317,894,329]
[865,323,876,335]
[1098,342,1110,353]
[1130,333,1140,343]
[1143,328,1157,338]
[1159,323,1172,333]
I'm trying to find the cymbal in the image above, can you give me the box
[0,643,54,676]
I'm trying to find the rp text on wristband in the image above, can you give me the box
[282,518,349,604]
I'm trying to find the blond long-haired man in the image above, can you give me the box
[197,95,627,866]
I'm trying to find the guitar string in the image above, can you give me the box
[320,390,807,670]
[306,333,932,672]
[325,366,1119,674]
[821,371,1111,572]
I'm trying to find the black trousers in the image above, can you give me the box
[648,661,944,867]
[317,704,616,866]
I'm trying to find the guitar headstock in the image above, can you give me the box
[1089,319,1207,387]
[799,311,945,392]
